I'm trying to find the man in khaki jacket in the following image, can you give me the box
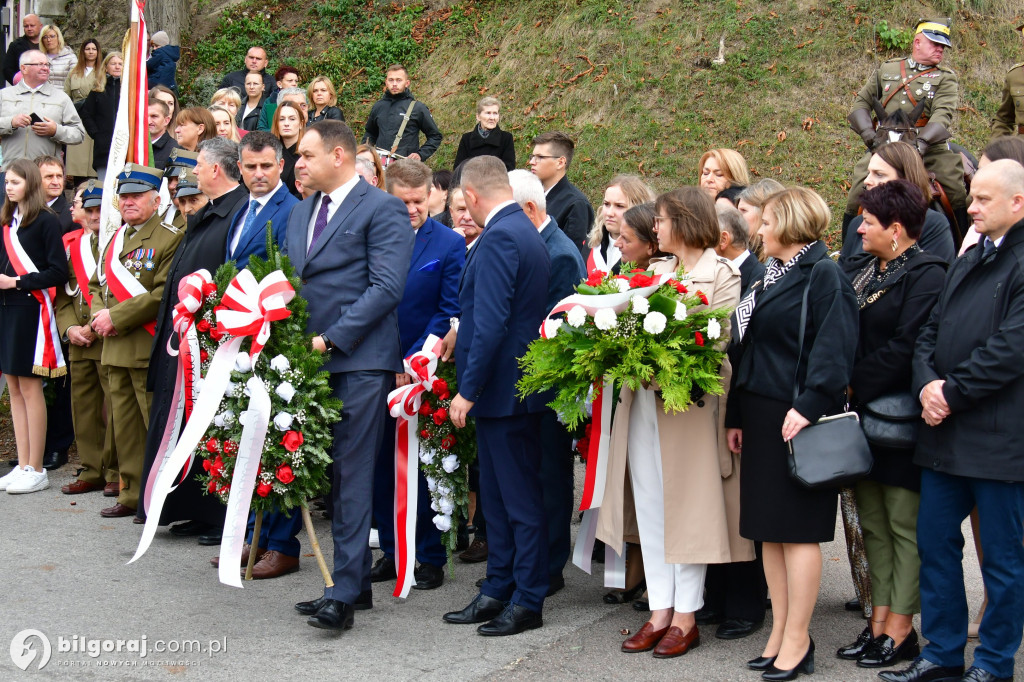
[991,22,1024,139]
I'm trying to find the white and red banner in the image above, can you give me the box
[3,222,65,376]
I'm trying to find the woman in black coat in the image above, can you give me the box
[834,182,946,670]
[79,52,122,178]
[725,187,858,679]
[306,76,345,125]
[236,71,266,132]
[453,96,515,171]
[0,160,68,494]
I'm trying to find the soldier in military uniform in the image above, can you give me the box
[56,182,120,497]
[158,148,196,231]
[88,165,184,518]
[846,19,968,242]
[991,22,1024,139]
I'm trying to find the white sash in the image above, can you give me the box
[105,224,148,298]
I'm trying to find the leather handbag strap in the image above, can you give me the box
[792,260,825,404]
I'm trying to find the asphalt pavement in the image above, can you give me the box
[1,461,1014,681]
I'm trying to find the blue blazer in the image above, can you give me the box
[282,179,413,374]
[455,202,550,417]
[541,216,586,312]
[399,217,464,357]
[226,183,298,269]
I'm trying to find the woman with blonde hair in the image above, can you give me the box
[586,174,655,274]
[64,39,103,179]
[453,96,515,170]
[209,88,242,120]
[40,24,76,89]
[737,179,786,261]
[80,52,123,180]
[210,105,242,143]
[307,76,345,125]
[699,149,750,200]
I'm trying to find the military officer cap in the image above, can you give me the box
[116,163,163,195]
[916,18,952,48]
[174,169,202,198]
[165,149,199,178]
[81,179,103,208]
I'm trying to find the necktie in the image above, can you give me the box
[308,195,331,253]
[982,238,997,262]
[235,199,261,255]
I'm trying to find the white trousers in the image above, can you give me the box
[627,388,707,612]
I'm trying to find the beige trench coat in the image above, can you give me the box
[595,249,754,565]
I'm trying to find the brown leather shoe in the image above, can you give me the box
[62,480,103,495]
[100,503,137,518]
[459,538,488,563]
[243,550,299,579]
[652,625,700,658]
[621,622,670,653]
[211,544,266,568]
[103,482,120,497]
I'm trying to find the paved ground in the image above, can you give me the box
[1,461,1015,681]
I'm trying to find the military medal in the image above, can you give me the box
[144,249,154,271]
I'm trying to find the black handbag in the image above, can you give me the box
[860,392,921,449]
[786,262,873,489]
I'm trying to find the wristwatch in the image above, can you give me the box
[320,333,334,350]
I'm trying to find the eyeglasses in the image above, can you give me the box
[42,34,57,40]
[22,63,51,68]
[528,154,560,161]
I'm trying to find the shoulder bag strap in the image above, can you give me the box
[391,100,418,155]
[792,260,827,404]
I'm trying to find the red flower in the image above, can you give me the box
[674,281,688,294]
[419,400,434,416]
[695,331,705,346]
[205,438,219,454]
[200,349,209,362]
[586,270,607,287]
[441,435,457,450]
[209,328,224,342]
[630,273,654,288]
[222,440,238,456]
[256,481,273,497]
[432,407,448,425]
[696,290,709,305]
[630,268,646,273]
[275,463,295,484]
[420,429,432,439]
[431,378,450,399]
[203,455,224,478]
[207,479,217,493]
[213,305,228,315]
[218,483,230,495]
[196,319,211,333]
[281,430,304,452]
[202,281,218,298]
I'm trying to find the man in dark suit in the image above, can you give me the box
[218,46,276,99]
[148,99,182,172]
[443,156,551,636]
[528,131,593,255]
[508,168,584,594]
[3,14,41,85]
[370,158,464,591]
[886,160,1024,682]
[286,120,413,631]
[138,137,247,539]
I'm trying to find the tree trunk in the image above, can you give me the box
[145,0,189,44]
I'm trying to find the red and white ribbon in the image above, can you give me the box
[538,276,671,339]
[216,270,295,363]
[103,223,156,335]
[3,223,65,376]
[63,230,97,306]
[571,509,626,588]
[385,334,444,598]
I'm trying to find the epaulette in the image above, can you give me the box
[1009,62,1024,72]
[161,222,180,234]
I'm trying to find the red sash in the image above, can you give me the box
[63,229,96,308]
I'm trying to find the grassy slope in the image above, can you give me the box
[185,0,1023,237]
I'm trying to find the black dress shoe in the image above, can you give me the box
[197,532,222,546]
[748,656,778,671]
[168,520,210,537]
[412,563,444,590]
[42,449,68,470]
[307,599,354,630]
[960,665,1013,682]
[716,618,763,639]
[837,626,875,660]
[477,603,542,636]
[858,630,920,668]
[370,555,397,582]
[443,593,505,624]
[762,638,814,680]
[877,658,965,682]
[296,590,372,615]
[547,574,565,597]
[695,605,725,625]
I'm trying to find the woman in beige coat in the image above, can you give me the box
[599,186,752,659]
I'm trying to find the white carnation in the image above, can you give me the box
[567,305,587,327]
[674,302,687,321]
[439,496,455,515]
[269,354,290,372]
[426,476,437,492]
[594,308,618,331]
[234,352,252,373]
[273,411,293,431]
[631,295,650,314]
[437,483,453,497]
[214,411,229,428]
[420,449,435,465]
[614,278,631,293]
[643,311,668,334]
[441,454,459,473]
[546,319,563,336]
[275,381,296,403]
[238,411,251,427]
[707,318,722,340]
[430,498,440,512]
[433,514,452,532]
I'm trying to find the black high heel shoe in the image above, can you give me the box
[748,655,777,671]
[762,638,815,680]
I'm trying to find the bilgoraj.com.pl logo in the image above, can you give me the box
[10,630,51,671]
[10,629,226,670]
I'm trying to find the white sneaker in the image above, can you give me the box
[7,465,48,494]
[0,466,25,491]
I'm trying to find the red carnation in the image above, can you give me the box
[432,378,450,399]
[419,400,434,416]
[205,438,219,454]
[695,331,705,346]
[696,290,709,305]
[256,481,273,497]
[202,281,218,297]
[281,430,304,452]
[675,282,688,294]
[433,407,448,425]
[218,483,230,495]
[630,273,654,288]
[222,440,238,456]
[631,268,646,273]
[441,435,457,450]
[275,463,295,484]
[586,271,607,287]
[196,319,211,333]
[209,328,224,342]
[210,456,225,478]
[200,349,209,362]
[420,429,432,439]
[207,479,217,493]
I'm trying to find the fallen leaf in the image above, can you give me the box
[777,131,787,142]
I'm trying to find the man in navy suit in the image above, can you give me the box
[370,158,464,591]
[443,156,551,636]
[508,169,585,594]
[284,120,413,631]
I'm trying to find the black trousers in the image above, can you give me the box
[703,542,767,622]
